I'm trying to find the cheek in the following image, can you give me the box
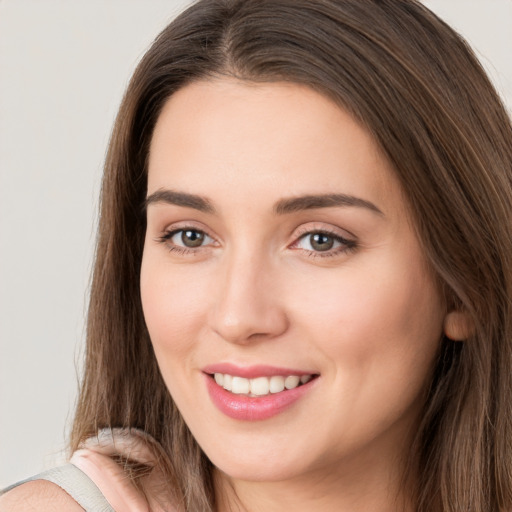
[289,253,444,386]
[140,251,208,363]
[282,257,445,451]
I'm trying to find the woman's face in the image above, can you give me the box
[141,79,446,484]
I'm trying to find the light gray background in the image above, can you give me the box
[1,0,511,487]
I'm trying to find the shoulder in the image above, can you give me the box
[0,479,84,511]
[72,428,176,512]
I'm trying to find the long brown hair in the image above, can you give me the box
[71,1,512,510]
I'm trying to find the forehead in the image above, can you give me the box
[147,78,404,217]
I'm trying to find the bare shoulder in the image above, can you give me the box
[0,480,84,512]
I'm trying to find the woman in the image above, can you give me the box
[2,0,512,510]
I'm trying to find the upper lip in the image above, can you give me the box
[202,363,318,379]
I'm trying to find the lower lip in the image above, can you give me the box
[205,374,317,421]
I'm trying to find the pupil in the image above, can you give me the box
[311,233,334,251]
[182,230,204,247]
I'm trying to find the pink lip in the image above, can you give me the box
[203,370,318,422]
[202,363,316,379]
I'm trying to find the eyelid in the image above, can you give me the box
[156,221,219,251]
[160,220,216,239]
[289,223,358,257]
[291,222,355,243]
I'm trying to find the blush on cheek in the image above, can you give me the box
[306,263,442,365]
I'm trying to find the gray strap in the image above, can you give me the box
[1,464,114,512]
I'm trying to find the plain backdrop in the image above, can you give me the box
[1,0,511,487]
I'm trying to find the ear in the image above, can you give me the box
[443,310,474,341]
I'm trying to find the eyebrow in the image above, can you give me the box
[145,189,215,213]
[144,189,383,216]
[273,194,383,216]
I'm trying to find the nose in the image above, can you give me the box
[208,250,289,345]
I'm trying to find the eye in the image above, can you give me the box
[296,232,341,252]
[299,232,338,251]
[174,229,208,248]
[292,230,356,256]
[159,228,214,250]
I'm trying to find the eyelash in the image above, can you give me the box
[157,227,357,258]
[157,228,214,256]
[291,228,357,258]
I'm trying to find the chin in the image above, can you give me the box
[202,434,315,483]
[213,458,305,483]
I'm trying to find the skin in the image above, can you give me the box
[0,480,84,511]
[141,78,448,512]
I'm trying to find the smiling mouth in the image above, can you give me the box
[210,373,318,397]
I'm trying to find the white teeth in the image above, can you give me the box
[231,376,250,394]
[250,376,270,396]
[284,375,300,390]
[223,374,232,391]
[213,373,313,396]
[269,375,285,393]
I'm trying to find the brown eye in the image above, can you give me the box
[293,230,355,256]
[161,228,213,250]
[180,230,205,247]
[309,233,334,251]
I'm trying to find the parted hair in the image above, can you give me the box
[71,1,512,510]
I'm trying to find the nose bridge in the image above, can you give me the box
[209,242,287,344]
